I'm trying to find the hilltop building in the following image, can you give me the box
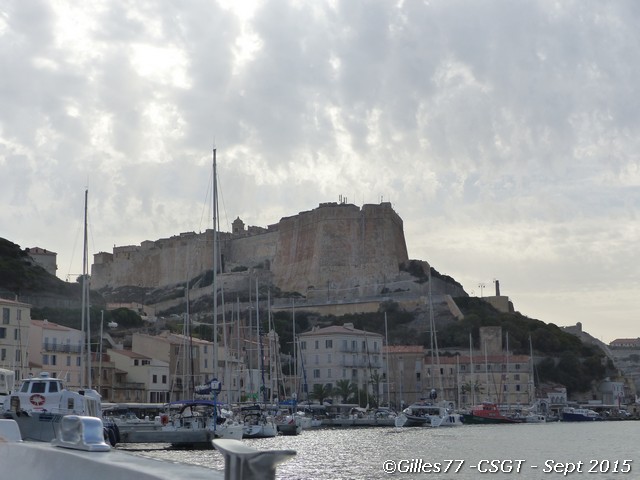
[26,247,57,277]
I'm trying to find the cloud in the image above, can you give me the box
[1,0,639,341]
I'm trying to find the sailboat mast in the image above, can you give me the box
[212,148,219,381]
[80,188,91,388]
[384,312,390,408]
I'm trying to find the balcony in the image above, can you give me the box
[42,343,81,354]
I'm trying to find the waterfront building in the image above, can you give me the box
[132,331,244,403]
[107,349,170,403]
[27,319,83,388]
[297,323,384,404]
[385,345,427,408]
[0,298,30,382]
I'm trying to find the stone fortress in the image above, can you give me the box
[91,201,466,315]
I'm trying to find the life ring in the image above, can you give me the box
[29,394,46,407]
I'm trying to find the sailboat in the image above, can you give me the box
[402,265,462,428]
[241,278,278,439]
[1,189,115,443]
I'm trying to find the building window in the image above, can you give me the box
[342,340,347,350]
[16,310,21,321]
[162,375,167,384]
[327,353,332,363]
[142,360,150,366]
[300,341,306,350]
[51,355,57,366]
[325,339,333,348]
[315,355,319,365]
[315,340,319,350]
[327,368,332,378]
[2,308,9,324]
[0,328,5,339]
[516,385,521,391]
[134,359,139,366]
[204,359,208,368]
[514,374,520,381]
[153,374,158,383]
[313,369,320,379]
[416,372,421,380]
[14,329,19,340]
[0,349,5,361]
[43,355,49,365]
[76,357,81,366]
[342,369,346,378]
[515,364,521,370]
[14,350,20,362]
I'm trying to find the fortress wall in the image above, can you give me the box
[225,230,279,269]
[272,202,409,295]
[91,202,411,299]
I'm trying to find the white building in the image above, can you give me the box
[0,298,30,382]
[298,323,384,402]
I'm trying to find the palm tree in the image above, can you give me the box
[368,372,383,408]
[310,383,333,404]
[333,379,356,403]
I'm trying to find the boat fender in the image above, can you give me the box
[161,414,169,426]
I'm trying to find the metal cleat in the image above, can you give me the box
[213,438,296,480]
[51,415,111,452]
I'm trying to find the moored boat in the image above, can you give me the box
[1,372,118,443]
[114,399,243,447]
[460,402,523,424]
[403,401,463,427]
[561,407,601,422]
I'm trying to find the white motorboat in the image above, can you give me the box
[1,372,118,443]
[402,401,463,427]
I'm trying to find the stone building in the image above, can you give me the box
[27,247,57,277]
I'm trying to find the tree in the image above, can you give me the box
[310,383,333,404]
[333,379,356,403]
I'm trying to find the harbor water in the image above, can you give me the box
[121,421,640,479]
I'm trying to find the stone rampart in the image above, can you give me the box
[91,202,411,299]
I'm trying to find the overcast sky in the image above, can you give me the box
[2,1,638,343]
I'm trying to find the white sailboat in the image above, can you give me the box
[403,265,462,428]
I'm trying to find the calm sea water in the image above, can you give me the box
[120,421,640,479]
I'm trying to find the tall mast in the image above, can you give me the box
[80,188,91,388]
[212,148,219,381]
